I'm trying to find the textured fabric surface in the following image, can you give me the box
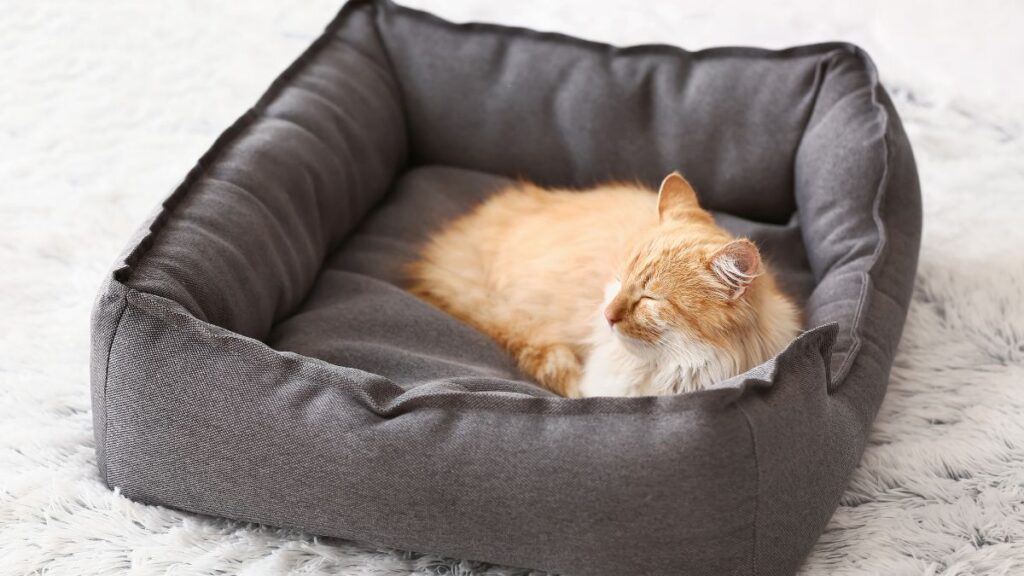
[89,1,920,574]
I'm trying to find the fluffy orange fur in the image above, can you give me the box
[407,173,802,397]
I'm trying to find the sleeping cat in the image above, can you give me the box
[407,172,801,397]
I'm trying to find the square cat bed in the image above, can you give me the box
[90,1,921,574]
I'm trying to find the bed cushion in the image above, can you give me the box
[89,1,921,575]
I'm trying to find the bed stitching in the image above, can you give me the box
[368,1,411,167]
[99,290,129,487]
[738,402,761,576]
[382,0,866,63]
[791,49,837,197]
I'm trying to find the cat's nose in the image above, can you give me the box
[604,306,622,327]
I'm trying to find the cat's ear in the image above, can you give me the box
[657,172,700,222]
[709,239,763,300]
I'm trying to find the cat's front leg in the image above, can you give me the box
[514,342,583,398]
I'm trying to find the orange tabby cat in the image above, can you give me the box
[408,173,801,397]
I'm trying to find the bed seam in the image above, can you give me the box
[99,291,129,487]
[737,402,761,576]
[792,50,838,188]
[369,1,411,168]
[383,0,867,63]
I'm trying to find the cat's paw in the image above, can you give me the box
[520,344,583,398]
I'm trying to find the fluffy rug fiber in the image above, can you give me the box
[2,1,1023,574]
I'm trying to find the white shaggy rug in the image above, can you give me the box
[3,1,1023,574]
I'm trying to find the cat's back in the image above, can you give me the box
[440,183,655,272]
[409,182,658,341]
[494,182,657,256]
[418,182,657,267]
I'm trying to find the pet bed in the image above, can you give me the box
[89,1,921,574]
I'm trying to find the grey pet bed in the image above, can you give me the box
[90,1,921,574]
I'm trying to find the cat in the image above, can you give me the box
[407,172,802,397]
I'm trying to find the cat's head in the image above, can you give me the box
[603,172,764,353]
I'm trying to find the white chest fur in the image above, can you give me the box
[578,327,724,397]
[577,280,728,397]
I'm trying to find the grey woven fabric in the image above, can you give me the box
[90,1,921,574]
